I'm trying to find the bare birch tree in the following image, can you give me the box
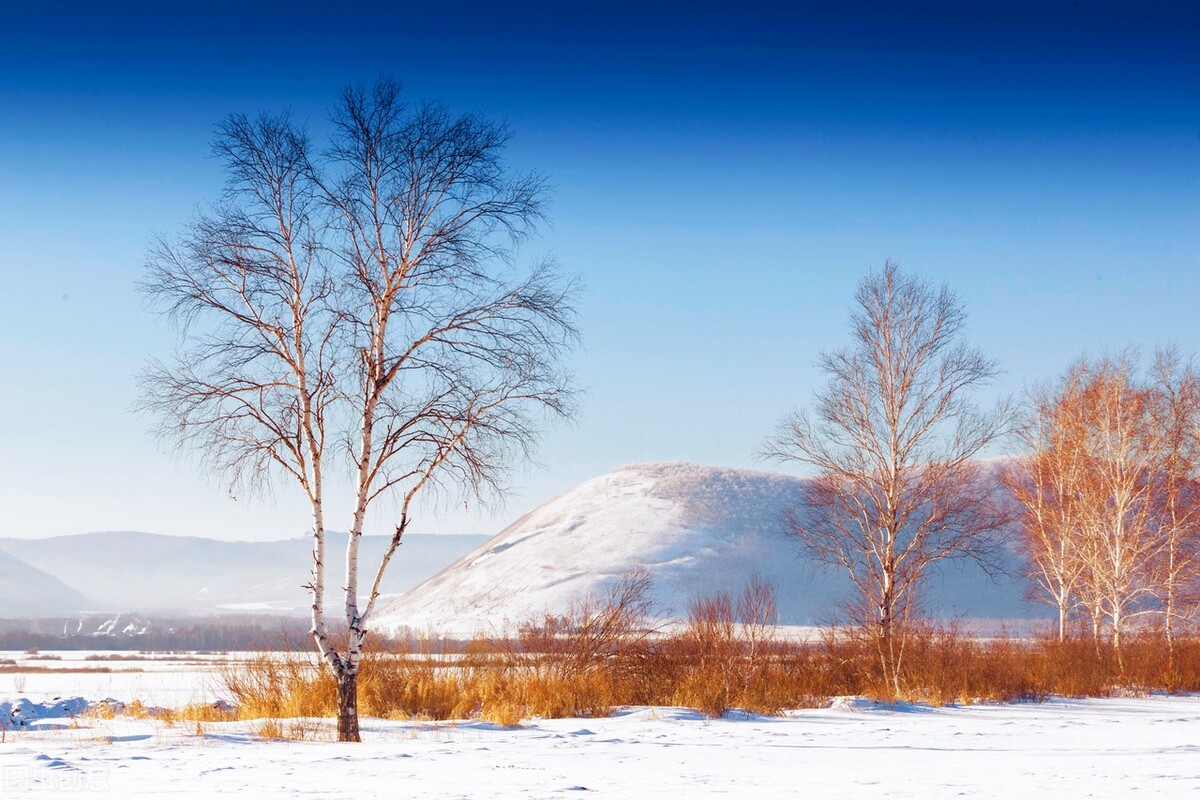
[142,78,578,741]
[1147,349,1200,671]
[1013,353,1181,663]
[1071,355,1160,665]
[1003,366,1090,641]
[762,262,1011,694]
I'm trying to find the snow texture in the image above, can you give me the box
[1,697,88,731]
[2,691,1199,798]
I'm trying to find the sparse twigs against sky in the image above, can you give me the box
[140,77,579,741]
[762,262,1012,696]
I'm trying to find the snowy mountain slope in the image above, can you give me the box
[0,549,92,616]
[375,462,1041,637]
[0,531,487,615]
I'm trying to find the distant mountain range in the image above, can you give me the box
[376,462,1046,637]
[0,531,487,618]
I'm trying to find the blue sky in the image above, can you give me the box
[1,1,1197,540]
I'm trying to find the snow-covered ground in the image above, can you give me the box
[1,651,236,708]
[2,653,1199,798]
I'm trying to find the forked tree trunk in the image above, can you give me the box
[336,669,360,742]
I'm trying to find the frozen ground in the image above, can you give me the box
[1,651,243,707]
[1,653,1199,799]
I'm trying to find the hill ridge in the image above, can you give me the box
[376,461,1040,636]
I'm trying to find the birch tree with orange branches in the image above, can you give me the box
[1003,365,1090,641]
[1011,352,1200,665]
[1147,349,1200,670]
[1071,355,1161,661]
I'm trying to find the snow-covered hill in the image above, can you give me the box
[376,462,1041,637]
[0,531,487,616]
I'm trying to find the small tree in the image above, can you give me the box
[142,78,578,741]
[762,262,1011,694]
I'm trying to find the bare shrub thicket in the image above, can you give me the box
[664,576,797,716]
[210,573,1200,729]
[507,568,657,718]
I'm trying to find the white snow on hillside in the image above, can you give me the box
[376,462,1039,637]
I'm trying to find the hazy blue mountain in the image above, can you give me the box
[0,549,92,616]
[0,531,487,615]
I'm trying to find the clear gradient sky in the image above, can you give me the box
[1,1,1197,540]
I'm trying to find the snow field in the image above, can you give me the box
[3,657,1200,798]
[2,695,1199,798]
[1,652,253,708]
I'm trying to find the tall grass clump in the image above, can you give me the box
[221,651,336,719]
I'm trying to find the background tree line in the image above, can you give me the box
[766,263,1200,691]
[1004,350,1200,672]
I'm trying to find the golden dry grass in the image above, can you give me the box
[216,627,1200,726]
[210,577,1200,725]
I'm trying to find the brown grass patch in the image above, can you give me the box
[209,576,1200,725]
